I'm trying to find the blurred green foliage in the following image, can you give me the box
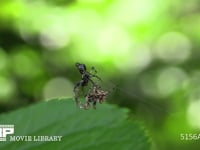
[0,0,200,149]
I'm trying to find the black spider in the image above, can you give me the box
[73,63,102,108]
[73,63,101,91]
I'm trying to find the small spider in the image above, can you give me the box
[74,63,106,109]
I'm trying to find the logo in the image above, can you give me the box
[0,125,14,141]
[0,124,62,142]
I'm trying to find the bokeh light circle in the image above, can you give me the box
[155,32,191,64]
[157,67,188,97]
[43,77,73,100]
[187,100,200,129]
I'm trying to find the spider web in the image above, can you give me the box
[98,77,176,118]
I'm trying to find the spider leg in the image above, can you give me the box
[74,80,84,108]
[90,66,97,74]
[93,101,97,109]
[88,78,96,86]
[88,66,102,81]
[88,72,102,81]
[92,74,102,81]
[84,95,90,109]
[74,81,81,92]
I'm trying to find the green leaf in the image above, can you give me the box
[0,98,151,150]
